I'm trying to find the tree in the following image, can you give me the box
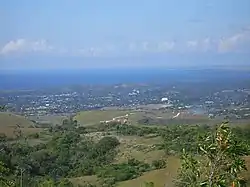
[38,179,55,187]
[176,122,249,187]
[0,161,14,187]
[13,124,22,139]
[151,159,166,169]
[0,133,7,142]
[144,181,154,187]
[96,136,120,153]
[0,105,7,112]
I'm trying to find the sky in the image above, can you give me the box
[0,0,250,70]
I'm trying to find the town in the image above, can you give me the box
[1,81,250,121]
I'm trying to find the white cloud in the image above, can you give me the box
[0,39,54,55]
[186,40,199,51]
[185,27,250,53]
[186,38,217,52]
[76,47,104,57]
[1,27,250,57]
[218,29,250,53]
[157,41,175,52]
[127,41,175,53]
[187,40,198,48]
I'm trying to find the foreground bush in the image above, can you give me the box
[176,122,250,187]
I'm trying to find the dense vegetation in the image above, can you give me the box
[0,117,167,187]
[176,123,250,187]
[1,114,250,186]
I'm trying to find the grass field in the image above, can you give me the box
[74,107,250,129]
[0,112,43,138]
[114,135,164,163]
[74,110,131,126]
[115,134,179,187]
[28,115,67,126]
[74,109,214,126]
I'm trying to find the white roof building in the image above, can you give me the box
[161,97,168,102]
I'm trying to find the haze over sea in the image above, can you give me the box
[1,68,250,90]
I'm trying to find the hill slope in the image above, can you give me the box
[0,112,35,128]
[0,112,41,137]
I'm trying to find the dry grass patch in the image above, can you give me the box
[28,115,67,126]
[115,149,165,164]
[0,126,43,138]
[0,112,35,128]
[114,136,164,164]
[70,175,99,186]
[242,156,250,183]
[0,112,43,138]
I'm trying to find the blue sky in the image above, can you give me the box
[1,0,250,69]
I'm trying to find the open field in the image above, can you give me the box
[75,108,250,128]
[74,109,221,127]
[28,115,67,126]
[74,110,131,126]
[0,112,43,138]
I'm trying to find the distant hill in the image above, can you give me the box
[0,112,42,137]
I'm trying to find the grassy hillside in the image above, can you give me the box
[74,108,234,127]
[0,112,35,128]
[74,109,198,125]
[70,156,180,187]
[1,109,250,186]
[28,115,67,126]
[71,111,250,186]
[118,156,250,187]
[0,112,43,137]
[118,156,180,187]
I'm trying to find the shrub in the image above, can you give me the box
[151,159,166,169]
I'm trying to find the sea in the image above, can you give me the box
[1,68,250,90]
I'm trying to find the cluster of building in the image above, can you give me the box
[0,85,249,120]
